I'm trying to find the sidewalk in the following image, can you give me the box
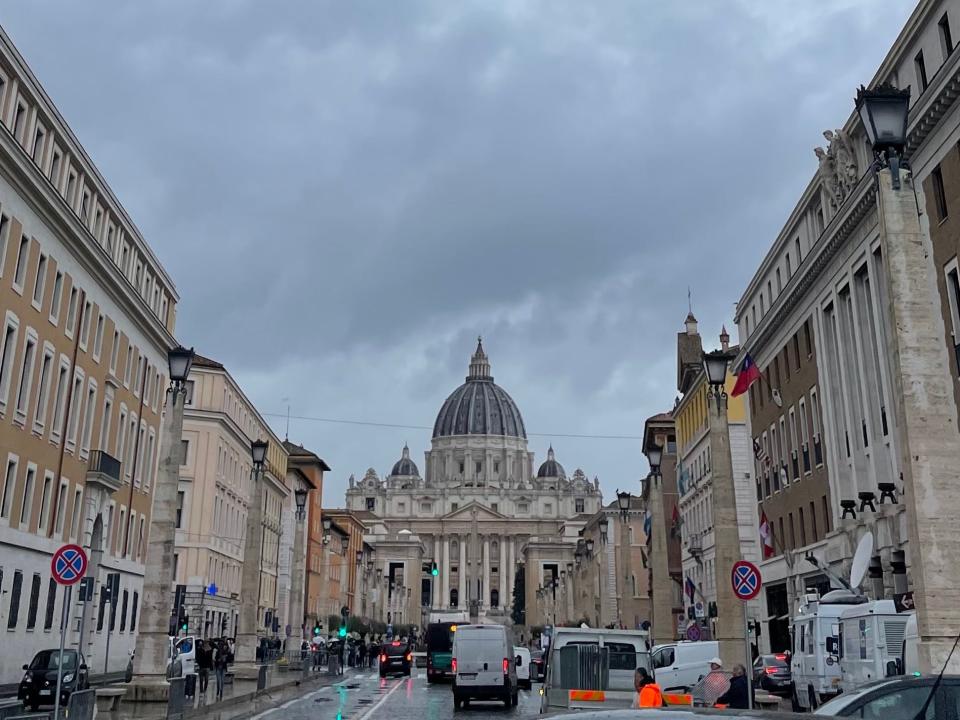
[101,664,361,719]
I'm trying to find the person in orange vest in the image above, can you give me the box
[633,667,665,707]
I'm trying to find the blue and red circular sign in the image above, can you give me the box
[51,544,87,586]
[731,560,762,601]
[686,623,702,642]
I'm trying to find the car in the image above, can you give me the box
[754,653,792,696]
[514,646,532,689]
[17,649,89,711]
[451,624,517,709]
[815,675,960,718]
[530,650,545,682]
[379,640,413,677]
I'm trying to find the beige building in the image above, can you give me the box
[174,355,290,638]
[0,26,177,682]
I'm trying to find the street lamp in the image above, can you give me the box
[856,83,910,188]
[616,490,631,521]
[702,350,732,394]
[645,443,663,476]
[598,517,609,544]
[167,345,195,391]
[585,538,595,555]
[322,517,332,545]
[251,439,268,470]
[294,483,308,521]
[340,535,350,553]
[356,550,363,567]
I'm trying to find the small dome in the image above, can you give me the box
[391,444,420,477]
[537,446,566,479]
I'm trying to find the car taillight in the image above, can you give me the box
[775,653,787,660]
[503,658,509,674]
[451,658,457,673]
[406,653,413,661]
[765,666,778,675]
[380,654,387,663]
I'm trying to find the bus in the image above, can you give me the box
[425,621,458,683]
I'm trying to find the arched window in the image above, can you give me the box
[491,589,500,607]
[450,589,459,607]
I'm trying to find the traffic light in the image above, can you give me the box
[178,606,189,633]
[431,562,439,577]
[313,622,322,636]
[338,624,347,639]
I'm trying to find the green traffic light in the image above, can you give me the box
[314,626,321,635]
[181,624,188,632]
[338,626,347,638]
[431,568,439,577]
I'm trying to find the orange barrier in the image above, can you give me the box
[663,693,694,706]
[569,690,606,702]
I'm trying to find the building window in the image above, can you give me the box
[49,149,61,185]
[0,214,8,277]
[43,579,56,630]
[493,461,499,474]
[458,461,464,474]
[49,271,63,325]
[50,360,69,440]
[2,455,18,518]
[93,314,105,361]
[131,591,139,632]
[32,346,53,431]
[518,503,528,513]
[13,233,29,291]
[7,570,22,629]
[544,503,553,515]
[32,254,47,308]
[810,501,818,542]
[491,503,498,513]
[786,253,792,278]
[184,380,195,405]
[798,507,806,547]
[941,13,955,56]
[916,50,929,91]
[54,482,67,536]
[365,497,375,511]
[932,165,948,221]
[12,101,25,142]
[398,502,406,513]
[65,287,78,336]
[451,503,458,512]
[174,491,184,529]
[26,574,40,630]
[14,334,37,421]
[180,439,189,465]
[38,472,53,533]
[31,125,44,163]
[575,498,585,513]
[421,502,432,513]
[19,465,34,526]
[79,300,92,350]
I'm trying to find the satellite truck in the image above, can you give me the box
[791,532,913,711]
[425,609,470,682]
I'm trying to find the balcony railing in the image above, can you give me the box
[88,450,121,483]
[687,533,703,556]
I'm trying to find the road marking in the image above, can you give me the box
[355,678,403,720]
[247,685,331,719]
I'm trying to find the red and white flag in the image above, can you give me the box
[759,510,776,559]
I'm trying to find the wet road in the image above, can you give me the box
[248,669,542,720]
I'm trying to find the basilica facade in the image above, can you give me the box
[345,340,604,627]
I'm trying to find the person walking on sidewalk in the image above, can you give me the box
[213,640,229,701]
[197,640,213,695]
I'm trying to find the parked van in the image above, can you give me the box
[540,627,652,713]
[651,640,720,692]
[836,599,909,691]
[514,646,532,689]
[166,636,196,678]
[902,612,918,675]
[451,624,517,709]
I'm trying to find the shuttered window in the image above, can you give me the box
[7,571,22,629]
[43,578,56,630]
[26,574,40,629]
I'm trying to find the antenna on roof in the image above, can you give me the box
[688,286,692,314]
[281,397,291,440]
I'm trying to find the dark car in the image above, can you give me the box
[753,653,792,696]
[530,650,546,682]
[379,640,413,678]
[815,675,960,718]
[18,649,88,710]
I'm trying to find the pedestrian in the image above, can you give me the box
[633,667,664,708]
[197,640,212,695]
[701,656,730,707]
[213,640,228,701]
[358,640,367,668]
[717,664,751,709]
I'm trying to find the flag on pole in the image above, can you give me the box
[685,576,696,603]
[759,510,776,559]
[731,353,762,397]
[643,511,652,540]
[670,505,683,539]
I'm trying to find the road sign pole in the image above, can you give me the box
[77,583,87,672]
[743,601,753,710]
[53,584,73,720]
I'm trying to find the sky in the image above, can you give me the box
[1,0,916,506]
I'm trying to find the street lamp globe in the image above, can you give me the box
[366,560,374,573]
[856,83,910,154]
[566,562,573,574]
[167,345,195,384]
[645,443,663,474]
[251,439,268,467]
[294,485,308,515]
[340,535,350,553]
[598,517,609,543]
[322,518,332,532]
[585,538,595,554]
[702,350,731,389]
[616,490,631,513]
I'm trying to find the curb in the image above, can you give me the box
[185,671,341,718]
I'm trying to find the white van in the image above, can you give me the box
[514,647,532,689]
[836,599,910,691]
[451,624,517,709]
[166,636,196,678]
[902,612,918,675]
[651,640,719,692]
[540,627,652,713]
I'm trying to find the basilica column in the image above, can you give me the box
[442,537,451,608]
[500,537,508,609]
[507,537,516,604]
[459,538,466,609]
[483,537,491,610]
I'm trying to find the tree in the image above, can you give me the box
[511,564,526,626]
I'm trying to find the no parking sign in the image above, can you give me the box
[51,544,87,585]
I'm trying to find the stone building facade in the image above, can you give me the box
[174,355,290,639]
[344,340,605,628]
[0,26,177,682]
[735,0,960,651]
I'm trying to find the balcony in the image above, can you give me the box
[687,533,703,557]
[86,450,122,494]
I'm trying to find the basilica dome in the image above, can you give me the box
[432,339,527,440]
[536,446,565,479]
[390,444,420,477]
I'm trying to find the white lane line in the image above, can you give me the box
[355,678,404,720]
[247,684,331,719]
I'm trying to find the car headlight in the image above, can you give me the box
[22,673,32,682]
[62,673,74,683]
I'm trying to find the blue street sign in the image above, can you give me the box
[207,583,218,596]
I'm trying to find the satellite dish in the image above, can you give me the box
[849,531,874,589]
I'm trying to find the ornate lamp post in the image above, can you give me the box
[236,439,269,667]
[701,348,745,664]
[615,491,632,628]
[643,441,673,644]
[131,346,194,695]
[855,83,960,673]
[289,475,310,640]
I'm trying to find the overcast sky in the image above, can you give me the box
[2,0,914,506]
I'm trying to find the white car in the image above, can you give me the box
[651,640,719,692]
[452,624,518,709]
[514,646,532,689]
